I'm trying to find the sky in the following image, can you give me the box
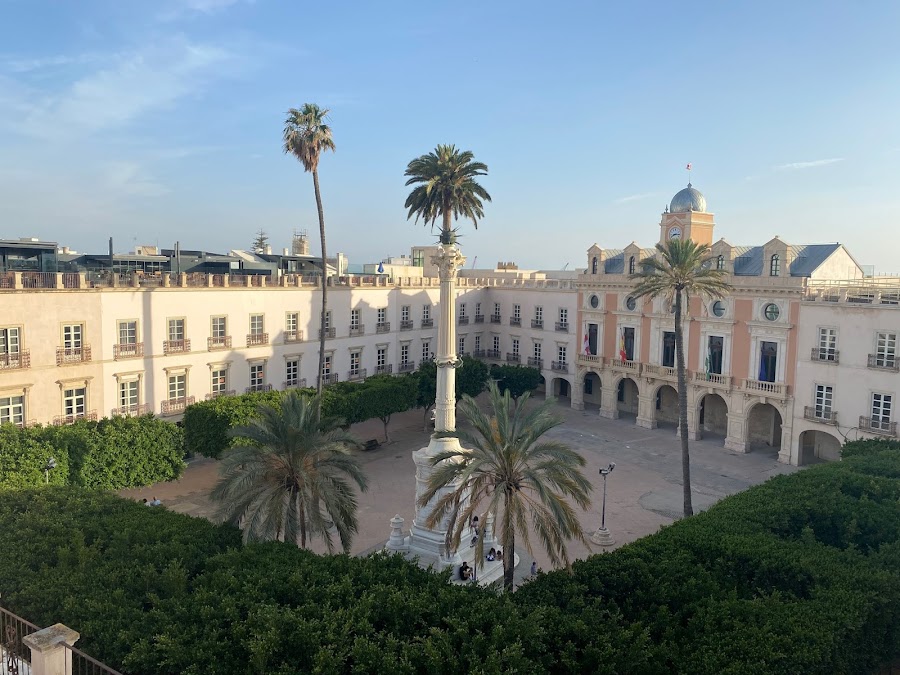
[1,0,899,272]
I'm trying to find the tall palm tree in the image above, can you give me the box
[404,144,491,244]
[283,104,335,398]
[631,239,732,517]
[419,381,593,591]
[210,391,367,553]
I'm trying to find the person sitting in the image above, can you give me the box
[150,497,162,506]
[486,547,496,561]
[495,548,503,562]
[459,562,471,581]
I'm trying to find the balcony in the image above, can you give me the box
[376,322,391,333]
[398,361,416,373]
[643,364,678,381]
[161,396,195,415]
[810,347,839,364]
[319,327,336,340]
[486,349,501,359]
[531,319,544,329]
[114,342,143,360]
[0,350,30,370]
[804,406,837,425]
[458,316,469,325]
[527,356,543,369]
[555,322,569,332]
[320,373,339,386]
[489,314,501,324]
[347,368,367,381]
[400,320,414,331]
[860,416,898,437]
[208,336,232,350]
[246,384,273,394]
[509,317,521,327]
[375,364,393,375]
[610,358,641,375]
[421,319,434,328]
[474,314,485,324]
[742,379,789,399]
[867,354,899,371]
[473,349,486,358]
[350,325,365,337]
[692,371,732,390]
[577,353,604,368]
[282,380,306,390]
[246,333,269,347]
[56,345,91,366]
[206,390,236,400]
[164,339,191,354]
[111,404,150,417]
[284,330,304,343]
[506,352,520,363]
[551,361,569,373]
[53,410,98,425]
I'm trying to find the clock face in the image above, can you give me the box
[668,226,682,240]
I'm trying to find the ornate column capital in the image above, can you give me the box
[432,245,466,281]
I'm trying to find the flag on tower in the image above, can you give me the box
[686,163,692,171]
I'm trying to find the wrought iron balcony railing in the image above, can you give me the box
[860,415,898,437]
[867,354,899,371]
[0,350,30,370]
[810,347,839,363]
[111,404,150,417]
[398,361,416,373]
[284,330,304,343]
[531,319,544,329]
[349,325,365,336]
[376,322,391,333]
[319,327,336,339]
[527,357,543,368]
[114,343,143,360]
[246,333,269,347]
[458,316,469,325]
[56,345,91,366]
[161,396,195,415]
[246,384,273,393]
[506,352,520,363]
[421,319,434,328]
[804,406,837,425]
[490,314,501,324]
[206,390,236,400]
[555,322,569,332]
[509,317,521,326]
[208,335,232,350]
[163,339,191,354]
[551,361,568,372]
[474,314,485,323]
[375,364,393,375]
[53,410,98,425]
[400,320,414,330]
[347,368,367,381]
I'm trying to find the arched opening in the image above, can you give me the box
[698,393,728,439]
[536,375,546,396]
[716,254,724,270]
[616,376,639,420]
[591,256,598,274]
[583,371,602,408]
[654,384,679,427]
[628,256,636,275]
[769,254,780,277]
[746,403,783,454]
[552,377,571,401]
[798,430,842,465]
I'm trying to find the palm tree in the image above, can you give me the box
[630,238,732,517]
[283,104,335,398]
[210,390,368,553]
[404,144,491,244]
[419,381,593,591]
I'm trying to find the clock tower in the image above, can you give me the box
[659,183,715,246]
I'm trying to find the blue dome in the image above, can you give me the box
[669,183,707,213]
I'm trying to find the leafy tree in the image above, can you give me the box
[356,375,417,442]
[283,104,336,400]
[631,239,731,517]
[210,391,367,552]
[420,381,593,590]
[251,229,269,253]
[489,364,542,400]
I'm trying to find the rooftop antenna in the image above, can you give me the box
[563,262,569,270]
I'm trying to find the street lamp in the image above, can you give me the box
[44,457,57,485]
[590,462,615,548]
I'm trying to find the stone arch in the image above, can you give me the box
[550,376,572,401]
[745,401,783,453]
[591,256,598,274]
[582,370,602,407]
[798,429,842,465]
[697,393,728,437]
[651,383,679,426]
[614,375,640,419]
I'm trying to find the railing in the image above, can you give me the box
[347,368,367,380]
[489,314,501,324]
[474,314,485,323]
[473,349,486,357]
[62,272,81,289]
[577,353,603,367]
[349,325,365,336]
[868,353,899,371]
[163,338,191,354]
[555,322,569,332]
[742,379,789,398]
[21,271,57,288]
[111,403,150,417]
[506,352,521,363]
[375,364,393,374]
[64,641,125,675]
[246,333,269,346]
[246,384,273,393]
[400,320,414,330]
[531,319,544,329]
[458,316,469,325]
[160,396,195,415]
[527,356,543,368]
[319,327,336,339]
[860,416,898,437]
[206,389,236,399]
[185,272,208,287]
[53,410,98,425]
[810,347,839,363]
[610,358,641,374]
[486,349,501,359]
[509,317,521,326]
[208,335,232,350]
[398,361,416,373]
[1,605,39,674]
[551,361,569,372]
[0,272,14,288]
[284,330,304,343]
[643,364,678,380]
[320,373,339,385]
[421,319,434,328]
[376,322,391,333]
[56,345,91,365]
[282,380,306,390]
[0,349,30,370]
[692,371,732,389]
[211,274,226,287]
[804,406,837,425]
[113,342,143,360]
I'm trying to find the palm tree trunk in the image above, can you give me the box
[313,168,327,404]
[674,289,693,517]
[502,497,515,591]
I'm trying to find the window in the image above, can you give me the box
[493,303,501,317]
[628,256,635,275]
[533,342,542,359]
[412,249,424,267]
[817,327,837,361]
[286,312,299,337]
[168,318,185,342]
[324,311,332,330]
[759,341,778,382]
[763,303,780,321]
[512,338,519,356]
[250,314,264,336]
[250,363,265,388]
[351,309,361,328]
[769,254,780,277]
[815,384,833,418]
[474,335,481,352]
[0,395,24,425]
[401,305,410,322]
[535,306,543,321]
[118,321,137,345]
[711,301,726,318]
[63,324,82,348]
[621,327,635,360]
[64,386,86,417]
[350,351,361,375]
[589,295,599,309]
[422,341,431,362]
[559,308,568,324]
[513,304,521,320]
[119,380,139,410]
[557,344,567,364]
[0,327,20,355]
[459,303,466,319]
[873,393,893,427]
[212,316,227,339]
[716,255,725,270]
[212,367,229,393]
[167,374,186,401]
[662,331,676,368]
[377,307,386,325]
[706,336,724,375]
[493,335,500,351]
[400,344,410,365]
[591,256,598,274]
[625,296,637,311]
[475,303,482,316]
[377,347,386,369]
[875,332,897,368]
[458,336,465,355]
[423,305,431,321]
[322,354,332,375]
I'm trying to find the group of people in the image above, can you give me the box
[142,497,162,507]
[459,547,505,581]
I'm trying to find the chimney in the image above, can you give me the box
[283,248,289,255]
[265,245,272,255]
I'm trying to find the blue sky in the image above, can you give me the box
[1,0,899,272]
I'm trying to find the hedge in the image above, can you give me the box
[0,415,185,490]
[2,447,900,673]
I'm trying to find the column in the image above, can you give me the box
[24,623,80,675]
[571,370,585,411]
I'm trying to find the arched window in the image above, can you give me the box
[628,256,635,275]
[591,256,598,274]
[770,254,780,277]
[716,255,724,271]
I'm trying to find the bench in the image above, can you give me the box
[363,439,380,452]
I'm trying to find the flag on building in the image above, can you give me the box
[705,345,712,379]
[377,262,384,274]
[686,163,692,170]
[583,333,591,356]
[619,328,627,361]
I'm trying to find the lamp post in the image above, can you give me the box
[44,457,57,485]
[590,462,615,548]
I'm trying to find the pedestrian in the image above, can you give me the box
[150,496,162,506]
[530,561,538,577]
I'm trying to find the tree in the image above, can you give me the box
[283,104,336,400]
[489,364,542,400]
[252,229,269,254]
[210,390,367,553]
[630,238,732,517]
[356,375,418,443]
[414,356,488,430]
[419,381,593,591]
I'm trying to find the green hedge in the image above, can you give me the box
[3,450,900,673]
[0,415,185,490]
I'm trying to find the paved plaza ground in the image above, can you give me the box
[121,399,799,575]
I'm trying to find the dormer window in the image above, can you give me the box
[716,255,724,271]
[591,256,598,274]
[769,254,780,277]
[628,256,636,275]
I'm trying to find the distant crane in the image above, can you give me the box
[562,262,569,270]
[471,256,478,269]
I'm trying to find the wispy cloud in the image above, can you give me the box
[614,192,661,204]
[103,162,170,197]
[774,158,844,171]
[158,0,251,21]
[1,52,103,74]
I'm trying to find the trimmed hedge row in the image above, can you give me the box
[0,415,185,490]
[2,441,900,673]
